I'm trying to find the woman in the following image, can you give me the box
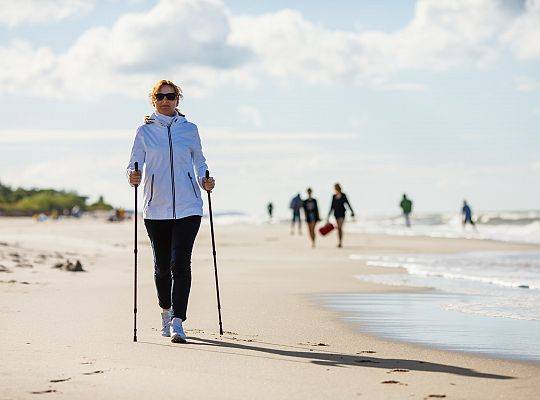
[127,79,215,343]
[327,183,354,248]
[303,188,320,248]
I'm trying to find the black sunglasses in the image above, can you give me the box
[155,93,177,101]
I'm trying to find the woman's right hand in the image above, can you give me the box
[129,170,142,186]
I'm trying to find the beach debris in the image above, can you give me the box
[0,265,11,273]
[426,395,446,399]
[317,342,328,346]
[30,389,57,394]
[50,378,71,383]
[82,370,103,375]
[53,259,85,272]
[518,285,529,289]
[80,362,93,365]
[357,350,376,354]
[381,380,407,385]
[387,369,410,373]
[21,281,30,285]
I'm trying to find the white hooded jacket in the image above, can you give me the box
[126,111,208,220]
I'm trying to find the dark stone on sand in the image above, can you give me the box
[53,259,85,272]
[317,343,328,346]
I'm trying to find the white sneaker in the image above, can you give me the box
[161,310,171,337]
[170,317,187,343]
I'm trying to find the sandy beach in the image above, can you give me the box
[1,216,539,399]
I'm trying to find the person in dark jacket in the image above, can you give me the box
[290,193,303,234]
[303,188,320,248]
[327,183,355,248]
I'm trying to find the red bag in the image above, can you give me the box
[319,222,335,236]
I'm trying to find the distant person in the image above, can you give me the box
[462,200,476,229]
[267,202,273,220]
[290,193,303,234]
[400,194,413,227]
[327,183,355,248]
[303,188,320,248]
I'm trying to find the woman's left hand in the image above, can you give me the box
[203,176,215,191]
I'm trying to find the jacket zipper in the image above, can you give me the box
[167,125,176,218]
[148,174,154,205]
[187,172,199,198]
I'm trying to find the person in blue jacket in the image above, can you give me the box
[127,79,215,343]
[462,200,476,229]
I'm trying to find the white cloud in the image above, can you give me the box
[0,0,252,99]
[0,0,94,28]
[501,0,540,60]
[237,105,263,128]
[515,75,540,92]
[229,0,511,89]
[0,0,538,98]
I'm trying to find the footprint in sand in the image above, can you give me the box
[381,380,407,386]
[354,359,379,364]
[50,378,71,383]
[82,370,103,375]
[31,389,57,394]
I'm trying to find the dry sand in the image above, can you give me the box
[0,216,539,399]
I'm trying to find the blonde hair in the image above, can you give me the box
[149,79,183,106]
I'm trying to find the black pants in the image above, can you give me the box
[144,216,201,321]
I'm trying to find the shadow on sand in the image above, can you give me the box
[140,336,513,380]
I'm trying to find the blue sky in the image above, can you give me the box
[0,0,539,217]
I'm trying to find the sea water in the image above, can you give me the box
[320,251,540,362]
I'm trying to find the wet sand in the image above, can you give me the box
[0,216,539,399]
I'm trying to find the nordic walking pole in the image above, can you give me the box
[133,161,139,342]
[205,170,223,335]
